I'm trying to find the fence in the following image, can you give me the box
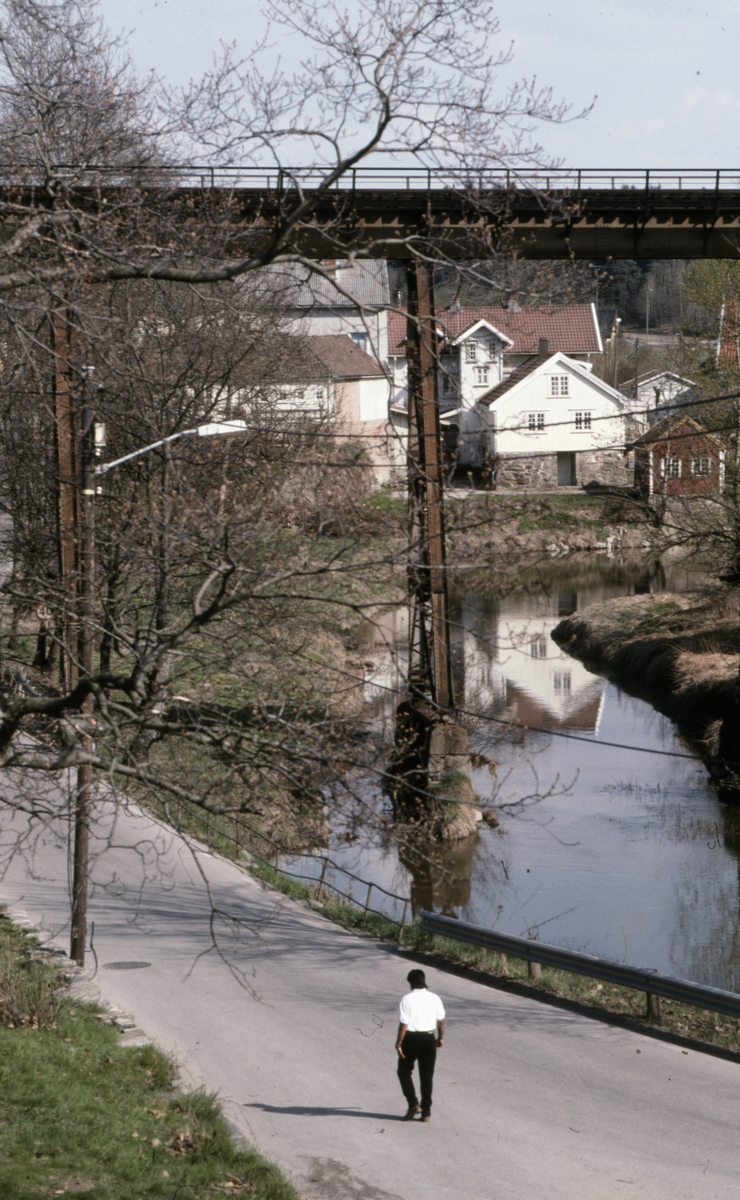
[170,795,411,932]
[419,911,740,1021]
[3,164,740,193]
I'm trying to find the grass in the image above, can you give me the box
[0,922,298,1200]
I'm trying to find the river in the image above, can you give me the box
[292,553,740,993]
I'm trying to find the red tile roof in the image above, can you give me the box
[388,305,601,357]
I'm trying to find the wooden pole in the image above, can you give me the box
[405,260,453,710]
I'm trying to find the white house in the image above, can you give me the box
[619,370,695,428]
[388,302,604,471]
[240,333,403,485]
[479,347,627,488]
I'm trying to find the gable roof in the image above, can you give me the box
[451,318,513,348]
[301,335,385,379]
[629,415,721,449]
[478,352,624,408]
[388,304,601,356]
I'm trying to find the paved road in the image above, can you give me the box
[0,792,737,1200]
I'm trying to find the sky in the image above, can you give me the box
[98,0,740,169]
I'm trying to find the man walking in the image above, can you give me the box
[395,968,445,1123]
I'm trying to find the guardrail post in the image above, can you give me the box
[235,817,240,857]
[528,935,541,979]
[275,848,280,874]
[364,883,373,917]
[646,991,661,1021]
[399,899,410,942]
[317,857,328,901]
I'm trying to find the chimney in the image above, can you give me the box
[507,292,521,313]
[538,337,549,358]
[323,258,338,275]
[449,296,462,313]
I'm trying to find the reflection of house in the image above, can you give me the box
[451,591,606,732]
[480,345,627,489]
[495,602,606,733]
[388,303,603,471]
[631,416,724,497]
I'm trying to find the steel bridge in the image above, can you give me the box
[38,164,738,260]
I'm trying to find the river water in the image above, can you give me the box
[294,553,740,992]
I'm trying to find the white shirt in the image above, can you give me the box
[399,988,445,1031]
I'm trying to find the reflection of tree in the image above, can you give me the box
[399,836,478,918]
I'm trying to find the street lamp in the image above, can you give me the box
[69,417,249,965]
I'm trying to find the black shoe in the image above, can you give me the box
[421,1114,431,1122]
[403,1105,421,1121]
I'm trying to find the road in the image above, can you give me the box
[0,790,737,1200]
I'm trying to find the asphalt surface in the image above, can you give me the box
[0,791,738,1200]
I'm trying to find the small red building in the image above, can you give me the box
[632,417,724,497]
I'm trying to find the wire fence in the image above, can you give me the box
[169,795,411,934]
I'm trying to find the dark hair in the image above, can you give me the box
[407,969,427,989]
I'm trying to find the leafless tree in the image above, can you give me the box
[0,0,590,929]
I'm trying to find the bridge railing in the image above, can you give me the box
[1,164,740,192]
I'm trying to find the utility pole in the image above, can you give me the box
[70,385,96,967]
[405,259,452,710]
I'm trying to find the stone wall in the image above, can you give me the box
[496,452,558,490]
[496,449,626,490]
[577,448,626,486]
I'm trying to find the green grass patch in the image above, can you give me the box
[0,924,297,1200]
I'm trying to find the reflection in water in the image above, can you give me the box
[343,554,740,991]
[399,837,478,918]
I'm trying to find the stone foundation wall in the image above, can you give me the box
[496,452,557,490]
[577,449,626,486]
[495,448,626,490]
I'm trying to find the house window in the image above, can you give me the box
[475,365,489,385]
[486,339,497,359]
[691,456,710,477]
[440,373,456,395]
[574,412,592,430]
[660,456,681,478]
[550,375,569,396]
[530,637,548,658]
[527,412,545,432]
[350,332,369,352]
[465,340,477,363]
[316,387,326,402]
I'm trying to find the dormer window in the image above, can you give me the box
[475,366,489,385]
[465,341,477,363]
[550,375,569,396]
[486,340,498,360]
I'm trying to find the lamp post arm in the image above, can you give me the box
[94,420,249,476]
[94,427,199,475]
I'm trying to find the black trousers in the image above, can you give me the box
[397,1032,437,1116]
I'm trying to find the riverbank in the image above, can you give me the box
[552,588,740,795]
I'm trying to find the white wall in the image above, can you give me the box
[494,360,625,458]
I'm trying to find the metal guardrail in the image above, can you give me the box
[2,164,740,192]
[420,911,740,1019]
